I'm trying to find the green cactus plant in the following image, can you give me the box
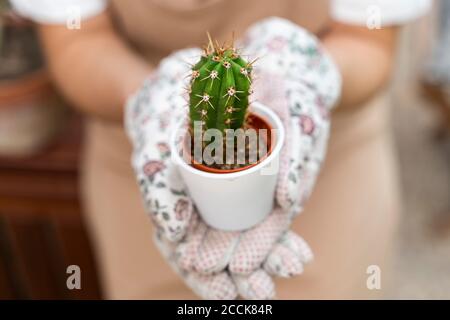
[189,36,254,133]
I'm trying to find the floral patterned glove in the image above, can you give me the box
[243,17,341,215]
[125,48,197,242]
[125,17,341,299]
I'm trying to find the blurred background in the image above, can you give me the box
[0,0,100,298]
[0,1,449,299]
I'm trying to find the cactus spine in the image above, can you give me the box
[189,36,253,133]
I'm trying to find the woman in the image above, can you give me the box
[11,0,431,299]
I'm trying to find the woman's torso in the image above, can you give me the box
[109,0,330,64]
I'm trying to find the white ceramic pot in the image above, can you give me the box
[171,102,285,231]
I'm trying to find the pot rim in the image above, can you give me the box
[171,102,285,180]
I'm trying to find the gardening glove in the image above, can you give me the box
[155,218,313,300]
[136,18,339,299]
[125,48,199,243]
[243,17,341,215]
[126,17,341,299]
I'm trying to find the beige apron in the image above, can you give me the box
[81,0,401,299]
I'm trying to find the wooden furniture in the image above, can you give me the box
[0,114,102,299]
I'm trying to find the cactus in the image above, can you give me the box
[189,36,253,133]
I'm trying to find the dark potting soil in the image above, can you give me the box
[191,134,269,170]
[189,114,272,171]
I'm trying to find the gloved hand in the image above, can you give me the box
[125,17,341,299]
